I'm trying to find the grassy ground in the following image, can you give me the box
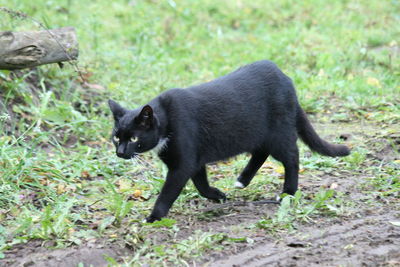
[0,0,399,266]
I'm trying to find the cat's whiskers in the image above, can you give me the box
[132,156,141,166]
[129,157,136,165]
[135,155,152,168]
[128,154,144,168]
[130,157,142,168]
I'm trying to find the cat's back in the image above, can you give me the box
[225,59,281,80]
[157,60,296,113]
[187,60,291,97]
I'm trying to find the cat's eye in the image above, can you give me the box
[113,136,119,143]
[130,136,138,143]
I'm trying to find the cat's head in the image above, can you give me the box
[108,100,161,159]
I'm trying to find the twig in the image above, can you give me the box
[200,199,280,213]
[88,198,104,207]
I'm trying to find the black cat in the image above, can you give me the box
[108,60,350,223]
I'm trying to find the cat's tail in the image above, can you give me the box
[296,106,350,157]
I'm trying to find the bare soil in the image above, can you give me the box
[0,241,128,267]
[209,211,400,267]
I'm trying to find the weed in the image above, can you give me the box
[102,176,134,226]
[257,189,347,232]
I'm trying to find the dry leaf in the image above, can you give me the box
[275,166,285,175]
[367,77,381,88]
[133,189,142,198]
[39,179,49,186]
[68,228,75,236]
[83,83,106,90]
[57,184,66,194]
[81,171,91,179]
[262,161,274,169]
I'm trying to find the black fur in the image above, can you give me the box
[108,60,350,222]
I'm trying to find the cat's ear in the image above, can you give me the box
[108,99,126,121]
[135,105,153,128]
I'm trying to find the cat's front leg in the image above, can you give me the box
[146,169,190,223]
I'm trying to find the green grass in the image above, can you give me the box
[0,0,399,265]
[256,189,349,232]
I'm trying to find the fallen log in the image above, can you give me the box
[0,27,78,70]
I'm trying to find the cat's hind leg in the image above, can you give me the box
[270,141,299,195]
[235,151,269,188]
[192,166,226,202]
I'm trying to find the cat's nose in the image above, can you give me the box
[117,144,125,157]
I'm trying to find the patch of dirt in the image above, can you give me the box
[208,210,400,267]
[177,200,279,239]
[0,240,128,267]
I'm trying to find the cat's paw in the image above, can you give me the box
[217,192,227,203]
[234,181,245,189]
[209,187,227,202]
[144,215,161,223]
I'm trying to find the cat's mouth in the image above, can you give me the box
[116,153,138,160]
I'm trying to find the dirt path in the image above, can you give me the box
[0,242,127,267]
[209,211,400,267]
